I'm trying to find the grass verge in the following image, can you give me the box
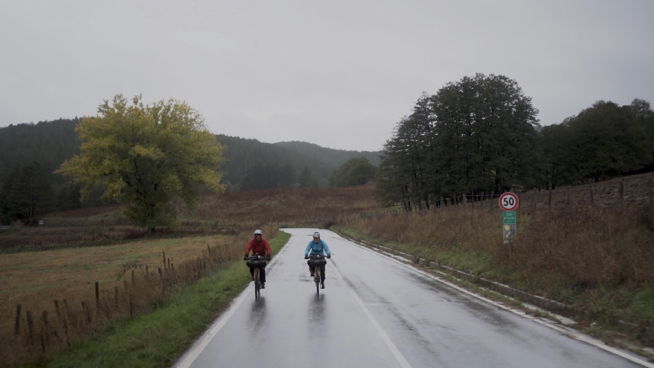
[26,231,290,368]
[335,225,654,359]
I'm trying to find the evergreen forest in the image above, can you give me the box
[377,74,654,210]
[0,120,379,224]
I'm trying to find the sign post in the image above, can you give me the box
[498,192,519,243]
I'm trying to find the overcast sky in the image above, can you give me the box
[1,1,653,151]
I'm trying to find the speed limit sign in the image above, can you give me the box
[498,192,520,211]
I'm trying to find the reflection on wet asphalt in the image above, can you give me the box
[184,229,644,368]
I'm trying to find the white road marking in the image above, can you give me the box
[172,239,292,368]
[345,237,654,368]
[330,259,414,368]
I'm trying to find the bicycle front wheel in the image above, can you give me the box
[314,268,321,296]
[254,268,261,299]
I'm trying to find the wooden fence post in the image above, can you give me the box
[54,299,71,348]
[95,282,100,310]
[158,267,164,298]
[40,310,49,352]
[62,299,73,329]
[649,177,653,211]
[14,304,21,336]
[128,292,134,318]
[26,310,34,346]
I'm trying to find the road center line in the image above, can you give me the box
[330,259,414,368]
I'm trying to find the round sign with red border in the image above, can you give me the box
[498,192,520,211]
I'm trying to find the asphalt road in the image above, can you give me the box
[175,228,650,368]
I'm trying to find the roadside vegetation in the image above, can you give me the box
[337,173,654,349]
[2,228,262,366]
[1,186,381,366]
[30,231,290,368]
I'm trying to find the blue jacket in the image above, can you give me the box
[304,239,331,257]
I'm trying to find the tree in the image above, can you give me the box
[378,74,540,209]
[0,162,52,225]
[298,166,318,188]
[329,157,377,187]
[58,95,224,231]
[541,100,653,185]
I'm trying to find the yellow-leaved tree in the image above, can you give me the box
[58,95,224,231]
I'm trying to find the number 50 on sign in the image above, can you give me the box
[498,192,520,211]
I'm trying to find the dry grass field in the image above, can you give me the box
[187,184,382,227]
[0,185,382,251]
[338,173,654,346]
[0,234,235,324]
[0,232,251,364]
[0,186,382,365]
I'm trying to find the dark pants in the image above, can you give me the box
[308,263,326,283]
[249,266,266,283]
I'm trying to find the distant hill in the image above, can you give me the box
[0,120,381,193]
[274,141,380,165]
[217,136,381,190]
[0,119,80,185]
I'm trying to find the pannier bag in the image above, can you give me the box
[247,259,267,268]
[307,258,326,266]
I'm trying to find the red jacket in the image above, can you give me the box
[244,237,272,257]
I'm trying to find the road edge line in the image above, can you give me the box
[342,235,654,368]
[172,235,292,368]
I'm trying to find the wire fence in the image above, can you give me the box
[356,172,654,218]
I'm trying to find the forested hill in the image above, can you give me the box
[274,141,381,166]
[0,119,381,193]
[217,135,380,190]
[0,119,80,185]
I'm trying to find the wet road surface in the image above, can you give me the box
[176,229,649,368]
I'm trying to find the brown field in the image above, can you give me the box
[0,185,382,251]
[188,184,382,227]
[0,186,381,364]
[0,231,252,364]
[518,171,654,211]
[1,235,235,321]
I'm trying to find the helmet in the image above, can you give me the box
[313,232,320,239]
[254,229,262,235]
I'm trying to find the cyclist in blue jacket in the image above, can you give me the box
[304,232,331,288]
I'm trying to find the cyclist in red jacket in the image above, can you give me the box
[244,229,272,288]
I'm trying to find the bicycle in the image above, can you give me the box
[245,255,267,300]
[307,254,326,296]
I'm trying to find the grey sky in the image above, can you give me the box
[1,0,653,151]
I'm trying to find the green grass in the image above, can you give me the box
[27,231,291,368]
[632,287,654,322]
